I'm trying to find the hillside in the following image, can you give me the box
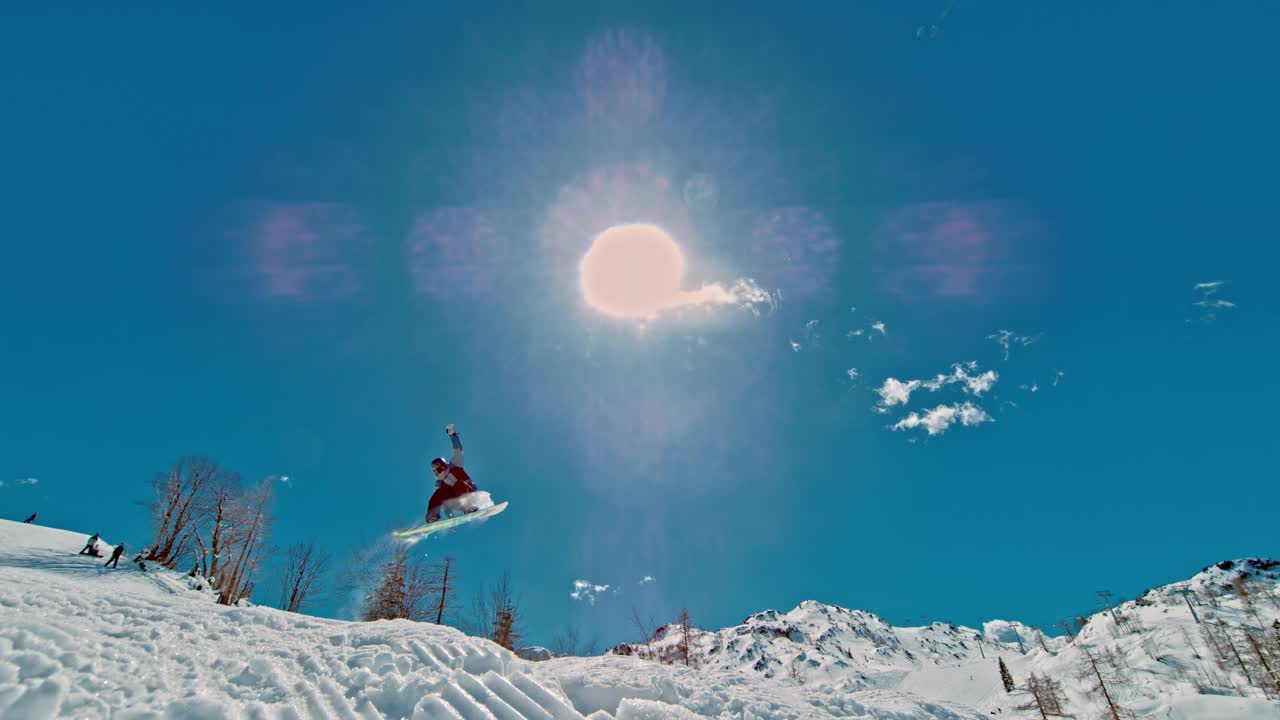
[0,519,980,719]
[611,562,1280,719]
[3,518,1277,718]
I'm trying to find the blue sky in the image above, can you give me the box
[3,3,1278,648]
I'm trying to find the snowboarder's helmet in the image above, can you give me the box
[431,457,447,473]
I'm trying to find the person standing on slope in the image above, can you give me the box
[425,424,478,524]
[105,543,125,569]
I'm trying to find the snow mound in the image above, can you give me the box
[0,520,981,719]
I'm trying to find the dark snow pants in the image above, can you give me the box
[426,479,477,520]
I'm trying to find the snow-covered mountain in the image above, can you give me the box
[610,602,1020,691]
[0,519,981,719]
[610,563,1280,719]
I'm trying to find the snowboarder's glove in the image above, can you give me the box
[445,423,456,436]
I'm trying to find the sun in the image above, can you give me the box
[579,223,686,319]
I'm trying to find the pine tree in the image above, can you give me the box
[998,657,1015,692]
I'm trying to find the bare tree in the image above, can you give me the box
[1016,673,1070,719]
[471,573,522,650]
[1057,620,1076,643]
[1076,646,1135,720]
[201,470,241,580]
[551,624,581,657]
[630,606,657,661]
[1034,628,1051,653]
[216,477,274,605]
[362,544,436,621]
[1244,629,1280,698]
[426,556,457,626]
[788,659,805,686]
[364,545,410,621]
[147,457,226,568]
[1245,579,1280,610]
[676,608,695,667]
[1202,618,1253,684]
[277,541,329,613]
[1115,611,1145,636]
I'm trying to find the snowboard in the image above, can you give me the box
[393,501,508,540]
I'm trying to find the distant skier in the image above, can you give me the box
[425,424,479,524]
[23,513,36,523]
[105,543,124,569]
[79,533,101,555]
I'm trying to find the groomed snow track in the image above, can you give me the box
[0,520,981,719]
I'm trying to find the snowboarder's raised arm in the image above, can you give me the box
[446,424,463,467]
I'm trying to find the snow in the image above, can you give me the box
[0,520,982,719]
[3,519,1277,718]
[609,568,1280,719]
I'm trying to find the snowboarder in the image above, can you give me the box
[79,533,101,555]
[105,543,124,569]
[425,424,479,524]
[23,513,36,523]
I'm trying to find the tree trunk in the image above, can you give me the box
[1089,655,1121,720]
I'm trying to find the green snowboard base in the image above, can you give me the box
[393,501,508,540]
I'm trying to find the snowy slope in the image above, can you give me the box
[0,520,983,719]
[612,565,1280,719]
[899,572,1280,720]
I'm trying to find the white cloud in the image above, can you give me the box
[789,340,802,352]
[921,362,998,397]
[847,329,864,338]
[892,402,992,436]
[987,329,1039,360]
[870,321,886,335]
[639,576,656,585]
[570,579,610,605]
[16,478,38,486]
[876,378,921,407]
[875,362,997,416]
[1190,281,1237,323]
[683,278,776,317]
[1052,370,1065,386]
[846,368,859,382]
